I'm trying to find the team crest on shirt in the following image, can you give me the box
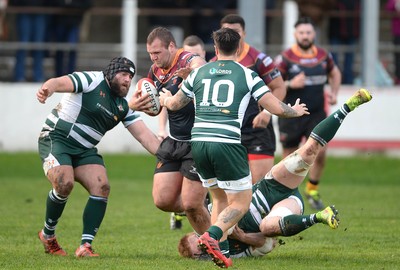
[118,104,124,111]
[289,65,301,74]
[321,61,327,70]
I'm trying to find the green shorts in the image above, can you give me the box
[38,131,104,175]
[191,141,252,190]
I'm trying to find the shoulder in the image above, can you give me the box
[180,51,205,68]
[68,71,104,93]
[315,46,329,56]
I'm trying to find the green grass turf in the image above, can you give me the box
[0,152,399,269]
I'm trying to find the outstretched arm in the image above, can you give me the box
[36,76,74,104]
[127,120,160,155]
[258,91,309,118]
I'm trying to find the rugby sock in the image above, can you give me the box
[306,180,319,191]
[310,105,349,147]
[207,225,223,241]
[81,195,108,245]
[219,239,230,258]
[43,189,68,236]
[278,214,317,236]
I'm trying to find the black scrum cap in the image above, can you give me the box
[103,56,136,82]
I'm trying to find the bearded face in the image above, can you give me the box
[109,72,132,98]
[294,23,315,51]
[297,38,314,51]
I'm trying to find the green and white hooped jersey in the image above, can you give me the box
[181,60,270,143]
[41,71,141,148]
[238,178,303,233]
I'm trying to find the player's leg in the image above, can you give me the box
[38,164,73,256]
[73,162,110,257]
[304,110,328,210]
[38,138,74,256]
[152,137,185,213]
[152,171,183,212]
[181,177,210,234]
[195,142,252,268]
[259,197,339,237]
[272,88,372,190]
[242,127,276,184]
[248,158,274,183]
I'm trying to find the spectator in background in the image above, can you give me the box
[265,0,276,44]
[145,0,188,45]
[50,0,92,77]
[328,0,360,85]
[0,0,7,41]
[10,0,50,82]
[189,0,236,59]
[386,0,400,85]
[295,0,335,42]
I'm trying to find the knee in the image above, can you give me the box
[99,183,110,197]
[54,178,74,196]
[153,195,173,211]
[182,201,201,213]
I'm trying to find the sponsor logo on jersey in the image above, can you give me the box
[96,103,117,121]
[299,57,318,65]
[221,109,230,114]
[209,68,232,75]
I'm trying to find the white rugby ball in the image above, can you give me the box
[135,78,161,116]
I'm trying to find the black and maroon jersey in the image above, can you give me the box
[275,45,336,113]
[147,49,197,141]
[210,43,281,133]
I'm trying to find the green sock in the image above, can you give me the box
[219,239,230,258]
[81,195,108,245]
[43,189,67,236]
[310,105,348,146]
[278,214,317,236]
[207,225,223,241]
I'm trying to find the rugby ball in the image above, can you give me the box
[135,78,161,116]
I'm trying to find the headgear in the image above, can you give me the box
[103,57,136,82]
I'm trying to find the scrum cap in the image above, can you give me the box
[103,56,136,82]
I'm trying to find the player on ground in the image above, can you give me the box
[178,88,372,260]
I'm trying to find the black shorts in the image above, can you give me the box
[154,136,200,181]
[278,110,327,148]
[241,123,276,157]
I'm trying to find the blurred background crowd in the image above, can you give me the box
[0,0,398,85]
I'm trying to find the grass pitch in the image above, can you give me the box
[0,152,399,270]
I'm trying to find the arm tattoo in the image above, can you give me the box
[279,101,298,118]
[169,91,191,111]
